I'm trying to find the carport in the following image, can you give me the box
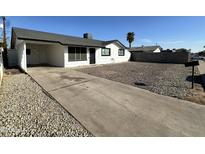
[16,40,65,72]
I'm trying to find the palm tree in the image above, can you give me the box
[127,32,135,48]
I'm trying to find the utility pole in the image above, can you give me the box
[2,16,8,68]
[2,16,7,49]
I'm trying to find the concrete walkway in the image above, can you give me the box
[28,67,205,137]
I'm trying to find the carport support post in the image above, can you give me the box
[192,65,194,89]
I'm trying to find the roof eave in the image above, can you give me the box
[17,37,104,48]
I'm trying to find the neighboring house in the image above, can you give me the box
[162,49,173,53]
[10,27,130,72]
[175,48,191,53]
[129,45,162,53]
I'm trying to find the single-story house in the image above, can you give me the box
[10,27,130,72]
[129,45,162,53]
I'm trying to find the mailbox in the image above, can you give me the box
[185,61,199,67]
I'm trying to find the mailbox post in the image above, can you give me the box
[185,61,199,89]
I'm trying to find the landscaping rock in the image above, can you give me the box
[0,73,93,137]
[78,62,203,99]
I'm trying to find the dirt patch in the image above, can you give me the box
[186,76,205,105]
[186,88,205,105]
[4,69,21,75]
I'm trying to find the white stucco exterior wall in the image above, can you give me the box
[17,41,27,72]
[153,48,161,53]
[95,43,130,64]
[14,41,130,69]
[64,43,131,67]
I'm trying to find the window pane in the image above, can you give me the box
[102,49,105,55]
[105,49,109,55]
[81,48,87,60]
[68,47,75,61]
[102,50,105,55]
[26,49,31,55]
[118,49,125,56]
[75,47,81,60]
[101,48,110,56]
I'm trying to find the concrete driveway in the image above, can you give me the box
[28,67,205,136]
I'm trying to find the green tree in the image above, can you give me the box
[127,32,135,48]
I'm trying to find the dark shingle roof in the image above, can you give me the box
[11,27,126,49]
[129,45,162,52]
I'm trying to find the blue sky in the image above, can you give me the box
[2,16,205,52]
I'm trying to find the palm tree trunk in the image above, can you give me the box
[129,43,131,48]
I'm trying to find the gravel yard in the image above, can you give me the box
[77,62,204,101]
[0,71,93,137]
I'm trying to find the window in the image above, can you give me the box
[26,49,31,55]
[101,48,111,56]
[68,47,87,61]
[68,47,75,61]
[118,49,125,56]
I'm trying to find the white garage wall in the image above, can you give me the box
[17,41,27,72]
[64,47,90,67]
[47,44,65,67]
[26,44,48,65]
[95,43,130,64]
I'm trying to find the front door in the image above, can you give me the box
[89,48,95,64]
